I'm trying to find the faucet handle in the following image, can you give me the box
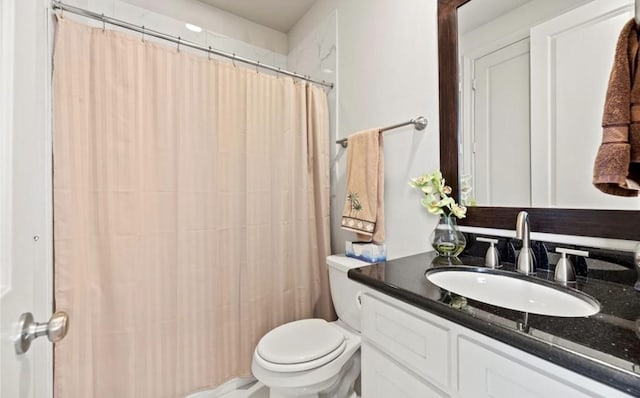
[477,237,500,268]
[477,237,499,244]
[555,247,589,257]
[554,248,588,283]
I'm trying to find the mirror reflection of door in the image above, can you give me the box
[471,38,531,206]
[530,0,639,209]
[459,0,640,210]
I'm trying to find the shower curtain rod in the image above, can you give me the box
[335,116,428,148]
[50,1,334,89]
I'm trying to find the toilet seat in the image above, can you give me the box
[255,319,346,372]
[252,320,362,394]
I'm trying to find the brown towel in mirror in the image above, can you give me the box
[593,18,640,196]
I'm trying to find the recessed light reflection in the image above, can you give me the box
[185,23,202,33]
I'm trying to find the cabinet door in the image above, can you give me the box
[457,336,625,398]
[361,343,448,398]
[361,294,450,389]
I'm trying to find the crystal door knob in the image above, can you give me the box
[15,311,69,354]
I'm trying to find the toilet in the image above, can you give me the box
[251,255,368,398]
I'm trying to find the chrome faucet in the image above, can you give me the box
[515,211,536,274]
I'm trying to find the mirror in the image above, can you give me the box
[458,0,639,210]
[438,0,640,239]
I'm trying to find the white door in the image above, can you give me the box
[472,38,531,206]
[530,0,638,208]
[1,1,57,397]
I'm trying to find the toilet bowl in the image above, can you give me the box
[251,255,368,398]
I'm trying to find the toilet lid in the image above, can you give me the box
[257,319,345,367]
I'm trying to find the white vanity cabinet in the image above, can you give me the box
[361,344,448,398]
[361,292,450,398]
[360,293,632,398]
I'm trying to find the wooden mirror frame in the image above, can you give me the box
[438,0,640,240]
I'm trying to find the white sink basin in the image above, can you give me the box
[425,267,600,317]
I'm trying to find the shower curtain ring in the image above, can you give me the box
[255,61,260,74]
[232,53,237,68]
[208,46,212,61]
[101,14,105,31]
[177,37,181,52]
[141,25,145,43]
[56,3,64,19]
[277,67,281,79]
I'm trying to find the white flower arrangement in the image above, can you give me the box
[409,170,467,219]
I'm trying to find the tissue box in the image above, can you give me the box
[345,241,387,263]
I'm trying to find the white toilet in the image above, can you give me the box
[251,255,368,398]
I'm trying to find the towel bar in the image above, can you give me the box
[336,116,427,148]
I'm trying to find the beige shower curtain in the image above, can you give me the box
[53,18,334,398]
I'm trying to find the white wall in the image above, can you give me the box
[288,0,337,51]
[64,0,287,54]
[334,0,640,256]
[287,8,338,239]
[287,0,336,117]
[334,0,440,260]
[287,0,443,260]
[61,0,288,67]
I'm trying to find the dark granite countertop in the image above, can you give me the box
[348,251,640,396]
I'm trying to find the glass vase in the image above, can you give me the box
[430,214,466,257]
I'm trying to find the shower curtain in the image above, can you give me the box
[53,18,334,398]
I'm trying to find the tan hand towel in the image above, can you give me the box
[341,129,385,243]
[593,18,640,196]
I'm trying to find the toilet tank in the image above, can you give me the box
[326,255,371,332]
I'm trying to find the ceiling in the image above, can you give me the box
[458,0,531,34]
[458,0,591,35]
[198,0,318,33]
